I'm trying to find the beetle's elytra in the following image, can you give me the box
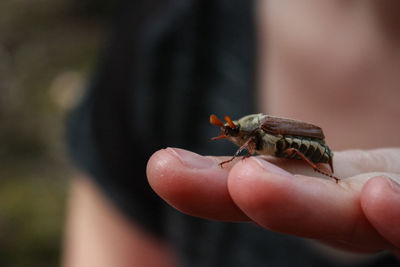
[210,114,338,183]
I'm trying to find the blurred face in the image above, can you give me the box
[256,0,400,150]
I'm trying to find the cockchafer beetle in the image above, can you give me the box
[210,114,339,183]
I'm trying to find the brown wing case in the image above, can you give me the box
[261,115,325,140]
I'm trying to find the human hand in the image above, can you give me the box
[146,148,400,256]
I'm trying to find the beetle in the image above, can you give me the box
[210,113,338,183]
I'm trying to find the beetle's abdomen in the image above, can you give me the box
[275,136,332,164]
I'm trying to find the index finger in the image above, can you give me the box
[146,148,249,221]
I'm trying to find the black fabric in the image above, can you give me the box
[67,0,400,266]
[68,0,255,235]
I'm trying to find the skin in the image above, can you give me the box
[64,0,400,265]
[63,176,177,267]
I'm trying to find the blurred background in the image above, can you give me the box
[0,1,114,266]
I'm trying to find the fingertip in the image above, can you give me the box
[146,148,178,192]
[361,176,400,249]
[227,157,298,230]
[227,157,293,190]
[227,157,301,203]
[360,176,387,203]
[147,148,248,221]
[147,148,220,193]
[147,148,217,201]
[360,175,400,214]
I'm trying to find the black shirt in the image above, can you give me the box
[67,1,399,266]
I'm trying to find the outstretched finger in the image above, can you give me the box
[227,157,391,252]
[146,148,249,221]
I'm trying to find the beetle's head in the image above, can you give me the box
[209,114,240,140]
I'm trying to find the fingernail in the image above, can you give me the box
[166,147,216,169]
[386,177,400,193]
[250,157,292,176]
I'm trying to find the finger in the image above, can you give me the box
[146,148,249,221]
[333,148,400,178]
[361,175,400,254]
[227,157,390,252]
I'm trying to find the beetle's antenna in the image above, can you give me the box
[210,135,227,141]
[224,115,236,129]
[210,114,225,127]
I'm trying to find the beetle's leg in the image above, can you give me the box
[283,148,339,183]
[328,157,334,173]
[242,138,256,159]
[219,138,255,167]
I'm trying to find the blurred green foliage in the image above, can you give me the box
[0,0,110,266]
